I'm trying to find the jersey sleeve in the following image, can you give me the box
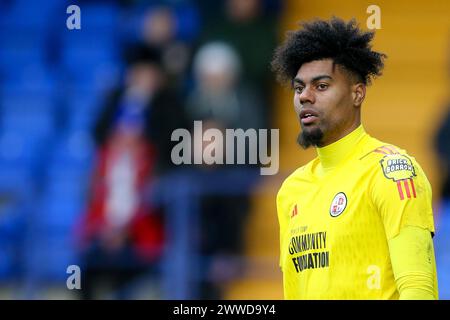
[369,152,435,241]
[388,225,438,299]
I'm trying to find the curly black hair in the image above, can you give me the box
[271,17,386,86]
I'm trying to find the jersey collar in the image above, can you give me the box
[316,124,366,173]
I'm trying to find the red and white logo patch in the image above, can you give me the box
[330,192,347,217]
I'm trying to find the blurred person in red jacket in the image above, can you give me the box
[76,44,186,299]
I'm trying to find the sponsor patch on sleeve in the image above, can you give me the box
[380,154,416,182]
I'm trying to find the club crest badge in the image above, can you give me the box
[330,192,347,217]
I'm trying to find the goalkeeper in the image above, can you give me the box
[271,17,438,299]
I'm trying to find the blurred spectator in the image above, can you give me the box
[186,42,263,299]
[140,5,194,93]
[188,42,264,131]
[76,43,187,299]
[94,44,187,174]
[199,0,280,127]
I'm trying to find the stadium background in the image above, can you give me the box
[0,0,449,299]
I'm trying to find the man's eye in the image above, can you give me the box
[317,83,328,90]
[295,87,304,94]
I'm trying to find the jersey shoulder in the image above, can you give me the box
[358,135,426,183]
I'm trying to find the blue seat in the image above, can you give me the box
[1,64,57,95]
[62,45,118,65]
[0,200,26,240]
[60,25,119,48]
[0,131,53,177]
[60,46,121,91]
[0,194,27,281]
[23,231,79,283]
[44,243,79,282]
[65,83,105,105]
[0,92,54,113]
[0,28,50,84]
[0,47,45,74]
[76,3,120,31]
[0,109,55,142]
[64,92,102,132]
[0,0,62,31]
[68,109,100,132]
[0,90,56,147]
[38,191,85,231]
[49,132,95,171]
[58,8,121,87]
[43,162,91,210]
[0,29,45,51]
[0,243,15,280]
[0,162,33,193]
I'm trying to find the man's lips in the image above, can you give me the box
[299,109,319,125]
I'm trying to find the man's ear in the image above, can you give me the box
[352,83,366,107]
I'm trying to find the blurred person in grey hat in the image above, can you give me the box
[186,41,264,299]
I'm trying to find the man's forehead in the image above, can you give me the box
[295,59,336,81]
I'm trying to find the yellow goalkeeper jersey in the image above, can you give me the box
[277,125,437,299]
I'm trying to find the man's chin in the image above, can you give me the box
[297,127,324,149]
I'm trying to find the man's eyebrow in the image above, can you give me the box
[292,75,333,85]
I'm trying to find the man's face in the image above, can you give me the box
[293,59,362,148]
[127,63,163,96]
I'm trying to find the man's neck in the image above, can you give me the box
[316,124,366,174]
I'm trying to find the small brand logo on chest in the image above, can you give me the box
[291,204,298,218]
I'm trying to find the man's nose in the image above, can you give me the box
[299,86,315,105]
